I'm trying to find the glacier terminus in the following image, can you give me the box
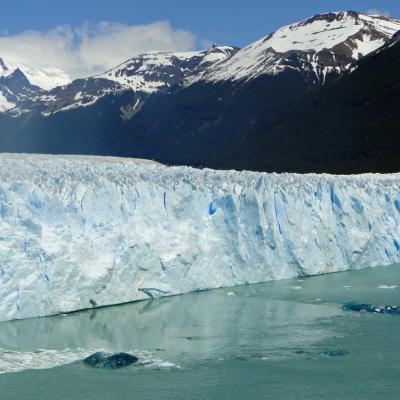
[0,153,400,322]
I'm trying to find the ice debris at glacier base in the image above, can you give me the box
[342,302,400,315]
[83,352,138,369]
[1,153,400,322]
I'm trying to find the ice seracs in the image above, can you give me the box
[1,153,400,322]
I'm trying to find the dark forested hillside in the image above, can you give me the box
[233,35,400,173]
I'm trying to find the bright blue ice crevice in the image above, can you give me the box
[315,182,323,201]
[329,183,342,210]
[351,197,364,214]
[208,202,217,215]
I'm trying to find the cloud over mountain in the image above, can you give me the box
[0,21,198,88]
[368,9,391,17]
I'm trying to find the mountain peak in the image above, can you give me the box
[199,11,400,83]
[301,10,391,23]
[264,11,400,53]
[95,46,238,94]
[0,58,9,74]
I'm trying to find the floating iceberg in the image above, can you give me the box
[1,153,400,322]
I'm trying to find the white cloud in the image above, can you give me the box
[0,21,199,89]
[368,9,391,17]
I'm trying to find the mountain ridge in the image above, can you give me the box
[0,10,400,175]
[1,10,398,117]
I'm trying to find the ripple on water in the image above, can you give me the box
[378,285,398,290]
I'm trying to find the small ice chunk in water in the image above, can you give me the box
[227,292,236,297]
[342,302,400,315]
[321,350,349,358]
[378,285,398,290]
[290,286,303,290]
[83,352,138,369]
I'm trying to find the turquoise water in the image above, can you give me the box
[0,265,399,399]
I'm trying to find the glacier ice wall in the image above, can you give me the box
[1,154,400,322]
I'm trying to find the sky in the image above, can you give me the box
[0,0,399,85]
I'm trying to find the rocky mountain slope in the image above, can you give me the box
[0,59,43,114]
[2,45,238,117]
[1,11,397,117]
[199,11,400,84]
[230,30,400,174]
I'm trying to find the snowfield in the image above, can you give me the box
[1,153,400,322]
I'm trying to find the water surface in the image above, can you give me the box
[0,265,399,399]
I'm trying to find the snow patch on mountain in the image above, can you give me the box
[265,12,398,53]
[1,153,400,322]
[32,46,238,116]
[97,46,238,93]
[1,11,399,117]
[0,59,44,114]
[0,92,15,112]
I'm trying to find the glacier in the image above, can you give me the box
[0,153,400,322]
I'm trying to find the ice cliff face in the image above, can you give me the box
[1,154,400,322]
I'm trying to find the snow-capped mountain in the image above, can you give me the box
[1,11,400,175]
[34,45,238,117]
[0,58,43,113]
[0,56,72,115]
[1,11,399,117]
[0,57,70,90]
[99,45,238,91]
[199,11,400,84]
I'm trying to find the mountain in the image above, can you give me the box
[101,11,400,169]
[0,58,43,114]
[228,30,400,174]
[0,56,69,90]
[12,45,239,117]
[199,11,400,84]
[0,11,399,174]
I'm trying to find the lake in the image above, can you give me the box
[0,265,399,400]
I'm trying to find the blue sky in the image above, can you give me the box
[1,0,399,46]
